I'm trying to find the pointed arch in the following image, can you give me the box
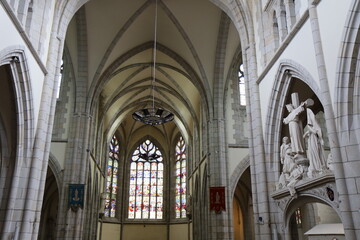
[264,60,323,170]
[174,135,187,218]
[229,155,250,197]
[335,0,360,141]
[0,46,35,235]
[48,153,63,193]
[282,193,342,239]
[127,138,165,220]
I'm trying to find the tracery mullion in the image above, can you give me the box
[156,163,159,219]
[175,136,187,218]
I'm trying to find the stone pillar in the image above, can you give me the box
[207,12,231,240]
[308,1,356,239]
[57,7,91,239]
[245,42,272,240]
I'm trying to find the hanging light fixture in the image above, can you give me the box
[132,0,174,125]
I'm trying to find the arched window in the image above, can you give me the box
[104,135,119,217]
[175,136,187,218]
[56,59,64,99]
[128,139,164,219]
[238,64,246,106]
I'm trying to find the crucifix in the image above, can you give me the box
[283,92,314,159]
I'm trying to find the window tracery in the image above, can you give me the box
[104,135,119,217]
[128,139,164,219]
[175,136,187,218]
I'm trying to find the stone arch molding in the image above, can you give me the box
[0,46,35,236]
[48,153,63,194]
[0,46,35,166]
[335,0,360,140]
[277,182,341,233]
[264,59,322,168]
[270,182,341,235]
[229,155,250,197]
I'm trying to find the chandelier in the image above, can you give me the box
[132,0,174,125]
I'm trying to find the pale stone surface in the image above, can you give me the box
[0,0,359,240]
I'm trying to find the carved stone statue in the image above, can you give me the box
[283,102,306,156]
[283,93,314,159]
[303,108,326,178]
[277,137,304,195]
[280,136,291,165]
[280,137,296,178]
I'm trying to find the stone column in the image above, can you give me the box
[207,12,231,240]
[308,1,356,239]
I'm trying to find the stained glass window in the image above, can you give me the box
[238,64,246,106]
[175,136,187,218]
[104,135,119,217]
[128,139,164,219]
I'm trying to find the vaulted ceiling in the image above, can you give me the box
[65,0,240,144]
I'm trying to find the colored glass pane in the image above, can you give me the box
[128,139,163,220]
[104,135,120,217]
[175,136,187,218]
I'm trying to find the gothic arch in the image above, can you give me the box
[127,136,168,162]
[264,60,323,171]
[336,0,360,142]
[0,46,35,236]
[48,153,64,193]
[229,155,250,197]
[283,194,342,235]
[209,0,252,48]
[0,46,35,142]
[101,98,194,153]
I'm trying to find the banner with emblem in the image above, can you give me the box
[68,184,85,212]
[209,186,226,213]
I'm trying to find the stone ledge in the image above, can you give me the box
[271,172,335,199]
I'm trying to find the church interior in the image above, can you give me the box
[0,0,359,239]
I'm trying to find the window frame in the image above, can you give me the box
[170,134,190,223]
[174,135,187,219]
[124,137,168,223]
[102,134,124,223]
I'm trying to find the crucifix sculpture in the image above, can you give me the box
[283,93,314,172]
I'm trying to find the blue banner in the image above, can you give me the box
[68,184,85,212]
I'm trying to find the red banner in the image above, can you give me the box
[209,186,226,213]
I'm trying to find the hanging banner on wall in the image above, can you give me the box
[209,186,226,213]
[68,184,85,212]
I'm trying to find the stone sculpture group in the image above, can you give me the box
[278,93,328,196]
